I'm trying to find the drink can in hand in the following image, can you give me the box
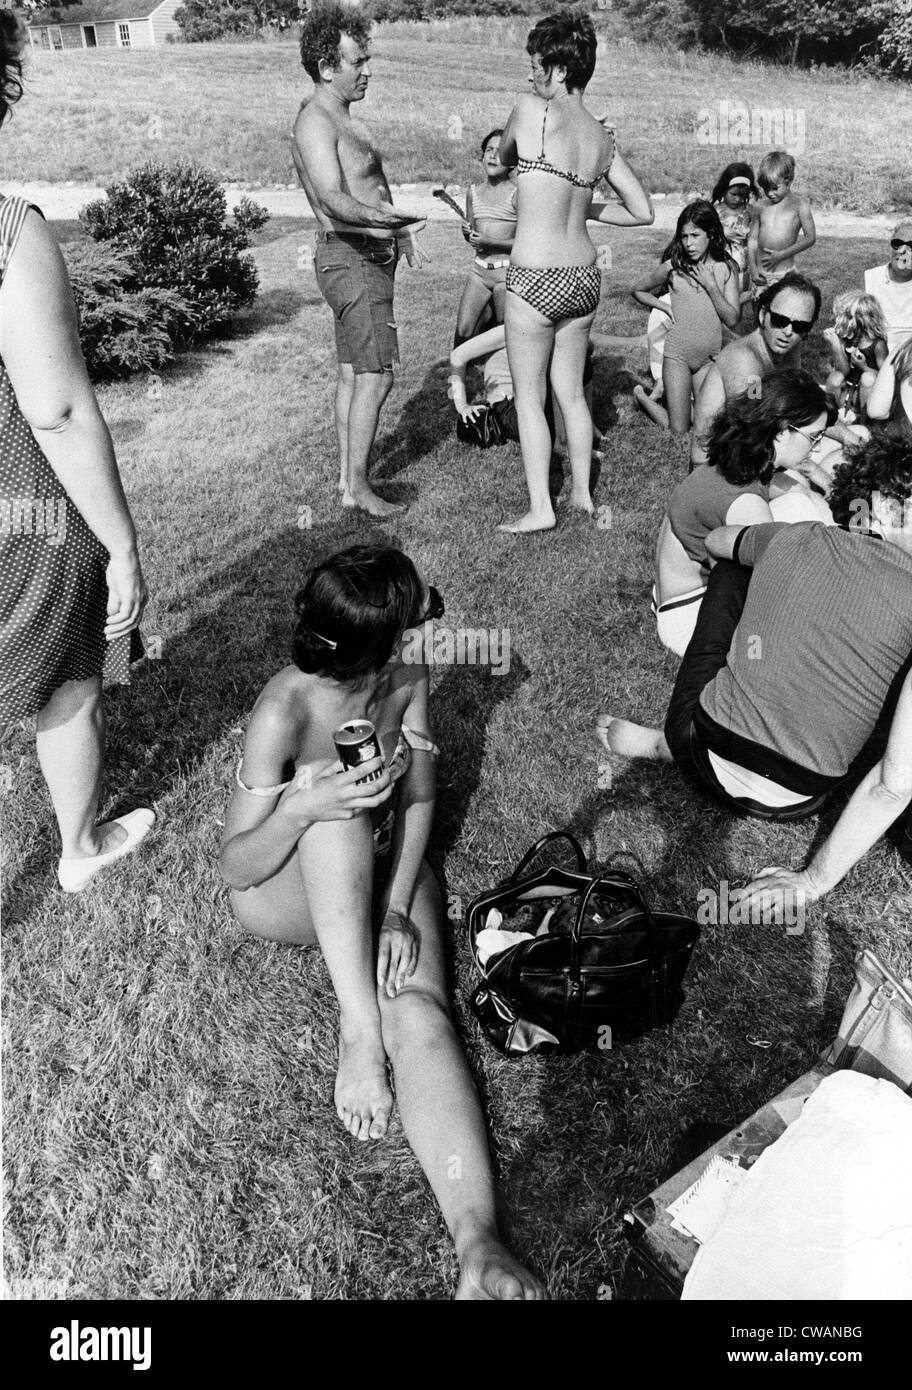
[333,719,384,784]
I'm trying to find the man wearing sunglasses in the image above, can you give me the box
[691,273,821,466]
[864,220,912,356]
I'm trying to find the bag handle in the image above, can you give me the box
[509,830,588,884]
[572,866,653,945]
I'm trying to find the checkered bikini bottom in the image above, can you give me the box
[506,263,601,322]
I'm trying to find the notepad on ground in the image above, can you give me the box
[666,1154,747,1244]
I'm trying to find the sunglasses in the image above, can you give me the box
[891,239,912,252]
[767,309,813,336]
[417,585,445,623]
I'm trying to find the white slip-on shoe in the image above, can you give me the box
[57,808,156,893]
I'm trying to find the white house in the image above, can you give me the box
[27,1,183,51]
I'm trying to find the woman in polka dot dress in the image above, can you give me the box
[0,14,153,892]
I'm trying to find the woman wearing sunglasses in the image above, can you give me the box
[219,544,543,1300]
[864,219,912,357]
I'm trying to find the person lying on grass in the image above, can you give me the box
[219,544,544,1301]
[598,431,912,914]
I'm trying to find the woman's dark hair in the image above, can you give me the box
[706,368,835,486]
[757,271,822,324]
[710,161,760,205]
[526,11,597,90]
[479,127,504,156]
[299,0,371,83]
[829,430,912,528]
[662,199,733,274]
[292,544,423,682]
[0,11,24,127]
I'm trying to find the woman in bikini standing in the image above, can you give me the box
[496,11,653,534]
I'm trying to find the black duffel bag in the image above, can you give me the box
[467,831,700,1057]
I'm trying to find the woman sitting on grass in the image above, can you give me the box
[653,370,834,657]
[219,544,544,1301]
[867,337,912,441]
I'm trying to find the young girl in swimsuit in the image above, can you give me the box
[823,291,889,420]
[495,11,653,533]
[219,544,544,1301]
[711,162,759,301]
[454,129,517,345]
[632,200,741,435]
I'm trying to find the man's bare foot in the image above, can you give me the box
[341,487,406,518]
[596,714,672,761]
[335,1030,393,1142]
[455,1234,546,1301]
[497,509,556,534]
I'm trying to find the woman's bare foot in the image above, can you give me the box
[335,1029,393,1141]
[342,487,407,518]
[596,714,672,761]
[455,1233,546,1301]
[497,509,556,534]
[567,490,595,514]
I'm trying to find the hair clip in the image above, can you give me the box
[310,629,338,651]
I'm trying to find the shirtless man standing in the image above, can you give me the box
[691,273,819,465]
[293,3,422,518]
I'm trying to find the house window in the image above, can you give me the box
[51,26,63,50]
[118,23,131,47]
[83,25,97,48]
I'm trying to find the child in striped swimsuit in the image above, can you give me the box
[454,129,517,345]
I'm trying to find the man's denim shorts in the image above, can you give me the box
[314,230,399,374]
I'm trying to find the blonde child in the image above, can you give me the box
[823,291,889,419]
[747,151,816,297]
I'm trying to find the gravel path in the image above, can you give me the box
[3,179,902,240]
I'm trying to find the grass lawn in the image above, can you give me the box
[3,214,912,1301]
[2,18,910,213]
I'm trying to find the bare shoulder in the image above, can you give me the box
[294,99,336,142]
[249,667,310,736]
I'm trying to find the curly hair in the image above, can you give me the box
[292,544,424,683]
[526,10,597,91]
[756,271,822,325]
[0,11,24,128]
[829,430,912,529]
[662,199,734,276]
[706,368,834,486]
[299,1,371,84]
[832,291,887,347]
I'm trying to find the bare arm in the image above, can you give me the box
[747,204,762,281]
[449,326,507,414]
[867,356,895,420]
[0,208,145,637]
[292,108,413,230]
[632,261,673,314]
[730,669,912,910]
[219,701,393,891]
[497,102,520,168]
[378,671,436,925]
[589,149,654,226]
[690,365,725,466]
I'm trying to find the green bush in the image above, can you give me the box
[878,0,912,75]
[80,164,269,346]
[64,244,189,382]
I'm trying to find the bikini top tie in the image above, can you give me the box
[514,99,615,190]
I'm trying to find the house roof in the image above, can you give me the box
[30,1,167,24]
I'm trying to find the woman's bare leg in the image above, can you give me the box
[500,290,557,533]
[550,310,597,511]
[231,813,393,1143]
[35,676,127,859]
[379,862,545,1299]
